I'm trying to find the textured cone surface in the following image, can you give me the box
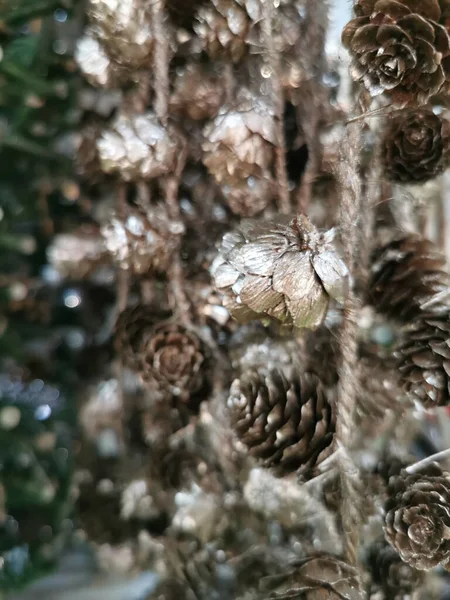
[383,109,450,183]
[170,63,225,121]
[211,215,348,330]
[259,555,364,599]
[228,368,335,477]
[342,0,450,107]
[366,537,424,599]
[398,313,450,407]
[369,235,450,322]
[384,464,450,569]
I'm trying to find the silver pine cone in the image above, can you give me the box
[211,215,348,330]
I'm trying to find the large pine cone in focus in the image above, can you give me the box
[260,555,364,599]
[366,537,424,599]
[398,313,450,407]
[369,235,450,322]
[342,0,450,107]
[383,109,450,183]
[228,369,335,477]
[384,464,450,569]
[211,215,348,330]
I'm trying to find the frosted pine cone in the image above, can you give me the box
[385,464,450,570]
[260,555,363,599]
[228,368,335,477]
[75,31,127,88]
[398,313,450,407]
[97,112,178,181]
[342,0,450,107]
[102,205,184,275]
[369,235,450,322]
[211,215,348,330]
[47,225,107,279]
[88,0,154,67]
[170,63,225,121]
[383,109,450,183]
[194,0,252,62]
[366,537,424,599]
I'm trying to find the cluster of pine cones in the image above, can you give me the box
[33,0,450,598]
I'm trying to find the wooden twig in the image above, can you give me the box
[151,0,170,124]
[406,449,450,475]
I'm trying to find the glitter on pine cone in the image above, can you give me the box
[369,235,450,322]
[397,313,450,408]
[228,368,335,478]
[101,204,184,275]
[342,0,450,107]
[259,555,364,599]
[97,112,179,181]
[211,215,348,330]
[384,463,450,570]
[383,109,450,183]
[366,537,424,599]
[170,63,226,121]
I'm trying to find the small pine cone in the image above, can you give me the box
[88,0,154,68]
[47,225,107,279]
[342,1,450,107]
[101,204,184,275]
[397,314,450,407]
[383,109,450,183]
[170,63,226,121]
[384,464,450,570]
[228,368,335,478]
[260,555,364,599]
[211,215,348,330]
[194,0,251,63]
[203,95,276,186]
[366,537,424,599]
[219,176,273,217]
[75,31,127,88]
[97,112,179,181]
[141,322,206,403]
[369,235,450,322]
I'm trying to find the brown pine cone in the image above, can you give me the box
[228,368,335,478]
[170,63,225,121]
[88,0,154,68]
[140,321,206,403]
[101,204,184,275]
[211,215,348,330]
[383,109,450,183]
[397,313,450,407]
[369,235,450,322]
[384,464,450,569]
[366,537,424,599]
[260,555,364,599]
[342,0,450,107]
[219,176,274,217]
[97,112,179,180]
[194,0,251,62]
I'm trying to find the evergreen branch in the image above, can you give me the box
[0,61,65,97]
[1,134,66,160]
[0,0,71,26]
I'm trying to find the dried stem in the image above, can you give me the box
[406,448,450,475]
[151,0,169,124]
[334,120,364,564]
[261,0,290,215]
[116,183,129,316]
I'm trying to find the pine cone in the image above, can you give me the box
[97,112,179,180]
[170,63,225,121]
[366,537,424,599]
[203,94,276,185]
[228,368,335,477]
[88,0,154,67]
[75,30,128,88]
[101,204,184,275]
[211,215,348,330]
[194,0,251,62]
[219,176,273,217]
[383,109,450,183]
[342,0,450,107]
[397,313,450,407]
[384,464,450,569]
[369,235,450,322]
[260,555,364,599]
[47,225,107,279]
